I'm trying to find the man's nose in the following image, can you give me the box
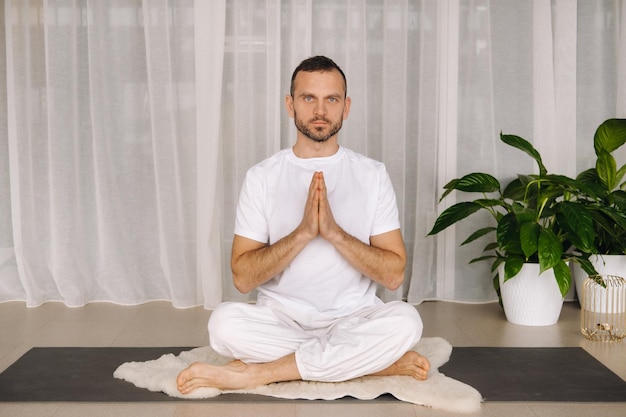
[314,101,327,115]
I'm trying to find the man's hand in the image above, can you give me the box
[299,171,342,243]
[316,172,342,242]
[298,172,322,241]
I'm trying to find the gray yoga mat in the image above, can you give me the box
[0,346,624,402]
[0,347,192,402]
[439,347,626,402]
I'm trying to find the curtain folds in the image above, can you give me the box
[1,0,625,308]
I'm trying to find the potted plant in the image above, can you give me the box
[570,118,626,299]
[428,132,597,325]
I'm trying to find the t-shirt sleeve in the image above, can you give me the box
[234,168,269,243]
[371,165,401,236]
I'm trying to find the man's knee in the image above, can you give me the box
[208,302,250,356]
[391,302,424,347]
[208,302,302,362]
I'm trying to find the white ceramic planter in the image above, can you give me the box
[571,255,626,313]
[572,255,626,300]
[498,263,564,326]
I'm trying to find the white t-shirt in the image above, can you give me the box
[234,146,401,317]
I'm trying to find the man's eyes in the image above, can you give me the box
[303,96,339,102]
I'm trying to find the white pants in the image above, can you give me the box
[208,300,423,382]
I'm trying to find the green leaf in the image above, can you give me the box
[596,151,617,191]
[505,175,544,208]
[469,255,496,264]
[491,256,505,273]
[473,198,505,208]
[500,133,547,176]
[586,206,626,253]
[552,260,571,297]
[462,227,496,245]
[538,228,563,273]
[502,177,527,201]
[512,205,534,223]
[440,178,461,201]
[612,190,626,211]
[543,174,600,199]
[616,163,626,189]
[493,273,501,298]
[576,168,599,185]
[496,213,522,254]
[428,202,483,235]
[597,205,626,233]
[503,256,524,281]
[439,173,501,201]
[589,274,608,288]
[453,173,501,193]
[520,222,539,259]
[576,257,599,277]
[483,242,499,252]
[558,201,595,253]
[594,118,626,155]
[576,170,608,201]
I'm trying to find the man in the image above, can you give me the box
[177,56,429,394]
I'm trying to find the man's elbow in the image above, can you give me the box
[382,268,405,291]
[385,276,404,291]
[231,261,252,294]
[234,282,253,294]
[231,270,254,294]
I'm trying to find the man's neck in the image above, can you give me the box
[292,136,340,159]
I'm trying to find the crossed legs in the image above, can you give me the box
[177,301,430,394]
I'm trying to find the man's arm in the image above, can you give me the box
[328,228,407,291]
[231,232,308,294]
[232,226,406,294]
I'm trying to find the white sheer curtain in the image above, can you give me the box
[2,0,202,307]
[1,0,624,308]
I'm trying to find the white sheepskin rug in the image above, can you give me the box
[114,337,482,413]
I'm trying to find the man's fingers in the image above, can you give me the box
[299,172,321,241]
[308,172,318,199]
[318,171,326,194]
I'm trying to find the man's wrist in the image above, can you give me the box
[327,225,350,247]
[294,224,317,246]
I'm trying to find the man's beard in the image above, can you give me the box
[294,112,343,143]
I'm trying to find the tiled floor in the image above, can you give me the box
[0,300,624,417]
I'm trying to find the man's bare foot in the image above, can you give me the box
[176,353,302,395]
[372,351,430,380]
[176,360,254,394]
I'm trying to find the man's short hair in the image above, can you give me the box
[290,56,347,98]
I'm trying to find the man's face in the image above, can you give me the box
[287,69,351,143]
